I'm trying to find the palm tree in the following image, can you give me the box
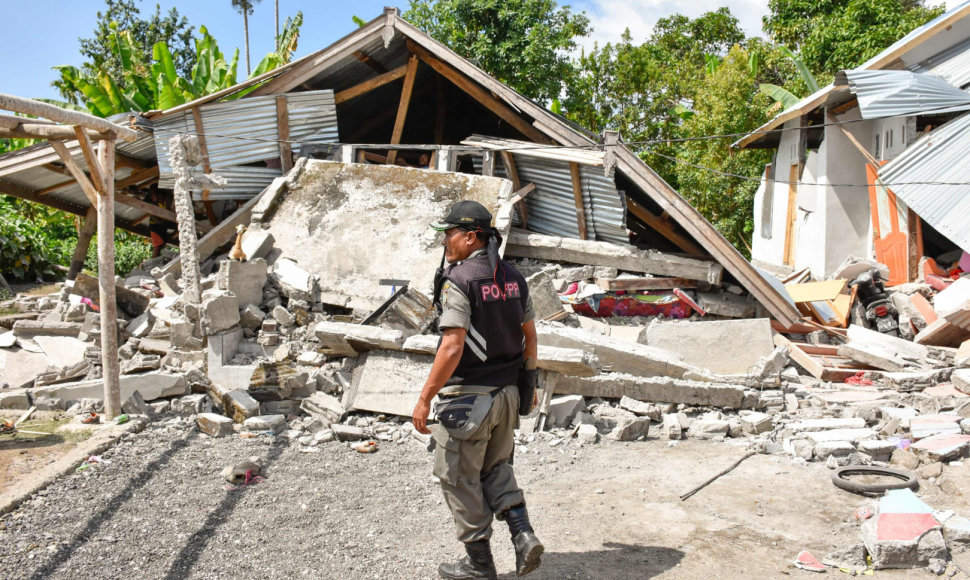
[231,0,263,75]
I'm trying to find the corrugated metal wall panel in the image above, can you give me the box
[878,112,970,253]
[580,164,628,244]
[157,166,283,200]
[153,89,338,181]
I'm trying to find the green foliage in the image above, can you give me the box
[561,9,746,187]
[404,0,590,103]
[0,197,74,282]
[763,0,944,74]
[673,46,774,254]
[54,14,303,117]
[57,0,196,105]
[84,232,151,277]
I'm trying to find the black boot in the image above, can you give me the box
[505,504,544,576]
[438,539,498,580]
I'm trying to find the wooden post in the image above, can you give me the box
[568,161,589,240]
[96,139,121,419]
[386,55,419,165]
[191,107,218,226]
[482,150,495,177]
[501,151,528,228]
[68,207,97,280]
[276,96,293,172]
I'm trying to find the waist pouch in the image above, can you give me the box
[434,389,500,440]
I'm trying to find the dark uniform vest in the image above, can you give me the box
[439,254,529,388]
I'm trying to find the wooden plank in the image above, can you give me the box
[509,183,536,205]
[115,165,160,190]
[334,64,408,104]
[915,318,970,347]
[500,150,529,227]
[115,192,212,235]
[774,334,867,381]
[595,277,698,291]
[407,40,551,144]
[68,207,97,280]
[783,163,799,265]
[568,161,588,240]
[386,55,419,166]
[276,96,293,172]
[627,198,705,256]
[191,107,218,226]
[784,279,847,303]
[73,127,107,194]
[49,140,98,206]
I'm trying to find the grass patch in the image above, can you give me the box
[1,417,92,444]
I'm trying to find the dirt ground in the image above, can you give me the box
[0,416,965,579]
[0,413,90,493]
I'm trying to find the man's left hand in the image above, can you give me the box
[412,399,431,434]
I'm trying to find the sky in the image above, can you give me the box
[0,0,961,102]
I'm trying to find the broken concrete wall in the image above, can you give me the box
[252,160,513,312]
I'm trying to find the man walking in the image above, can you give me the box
[412,200,543,579]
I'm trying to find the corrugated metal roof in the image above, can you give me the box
[909,36,970,89]
[878,112,970,253]
[462,136,627,244]
[154,90,338,186]
[846,69,970,118]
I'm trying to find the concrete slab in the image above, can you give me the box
[643,319,774,375]
[788,417,866,432]
[910,414,962,440]
[803,428,877,444]
[201,291,240,335]
[315,321,405,356]
[255,160,513,312]
[910,433,970,461]
[216,259,267,307]
[547,395,584,427]
[555,373,749,409]
[863,489,945,569]
[197,413,234,437]
[525,269,564,321]
[345,350,433,417]
[536,345,599,377]
[239,228,275,260]
[0,349,50,389]
[31,372,189,403]
[537,323,692,379]
[33,335,87,369]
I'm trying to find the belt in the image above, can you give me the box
[438,384,511,397]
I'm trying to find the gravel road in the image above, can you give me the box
[0,415,955,579]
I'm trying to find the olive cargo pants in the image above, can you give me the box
[432,384,525,543]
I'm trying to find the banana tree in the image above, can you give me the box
[758,45,820,112]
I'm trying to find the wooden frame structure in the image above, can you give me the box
[0,93,138,419]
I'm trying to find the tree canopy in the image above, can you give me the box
[61,0,195,104]
[404,0,591,103]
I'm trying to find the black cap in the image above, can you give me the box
[430,200,492,231]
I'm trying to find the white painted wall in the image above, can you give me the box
[821,109,875,275]
[750,118,803,267]
[873,116,909,161]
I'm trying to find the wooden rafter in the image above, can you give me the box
[49,140,98,206]
[73,127,106,194]
[407,40,551,145]
[500,150,529,228]
[354,49,388,74]
[276,96,293,172]
[334,64,408,104]
[627,198,705,256]
[386,55,419,165]
[568,161,588,240]
[191,107,219,226]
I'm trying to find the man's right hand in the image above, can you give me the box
[412,398,432,434]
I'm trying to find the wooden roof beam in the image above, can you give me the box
[406,40,552,145]
[627,198,706,256]
[386,55,419,165]
[334,64,408,105]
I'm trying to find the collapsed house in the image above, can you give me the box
[738,2,970,284]
[3,10,970,569]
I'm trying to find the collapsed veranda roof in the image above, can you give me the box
[0,8,800,326]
